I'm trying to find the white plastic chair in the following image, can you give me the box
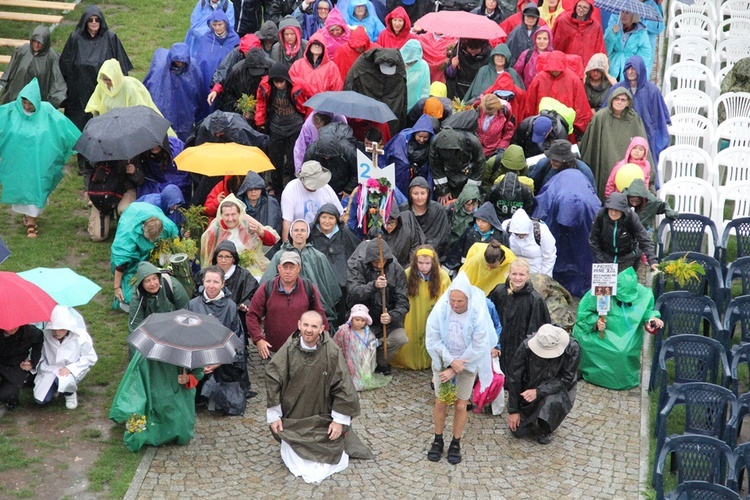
[666,37,717,70]
[714,147,750,186]
[657,145,718,186]
[715,181,750,229]
[670,0,718,20]
[658,177,718,220]
[668,13,717,45]
[717,40,750,72]
[718,66,731,87]
[668,113,716,150]
[662,62,718,100]
[664,89,714,122]
[713,117,750,157]
[717,18,750,44]
[719,0,750,21]
[715,92,750,124]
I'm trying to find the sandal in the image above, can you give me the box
[27,225,38,238]
[447,441,461,465]
[427,439,443,462]
[22,215,28,227]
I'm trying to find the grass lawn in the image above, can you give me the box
[0,0,194,496]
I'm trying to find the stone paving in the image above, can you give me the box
[131,348,644,499]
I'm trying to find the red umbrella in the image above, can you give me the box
[0,271,57,330]
[413,11,506,40]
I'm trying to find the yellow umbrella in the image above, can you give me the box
[174,143,275,176]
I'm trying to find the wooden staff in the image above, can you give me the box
[378,232,388,359]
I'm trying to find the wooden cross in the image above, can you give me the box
[366,141,384,169]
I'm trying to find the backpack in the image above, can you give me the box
[88,162,125,216]
[264,276,317,312]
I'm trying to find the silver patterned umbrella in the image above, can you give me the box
[127,310,242,369]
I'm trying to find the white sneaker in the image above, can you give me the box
[65,392,78,409]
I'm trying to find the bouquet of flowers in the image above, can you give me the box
[357,177,394,232]
[126,414,147,434]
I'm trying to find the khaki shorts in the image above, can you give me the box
[433,369,477,402]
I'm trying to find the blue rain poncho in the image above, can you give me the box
[136,184,186,226]
[382,113,435,195]
[143,43,208,142]
[344,0,385,42]
[185,0,236,57]
[194,10,241,94]
[0,79,80,209]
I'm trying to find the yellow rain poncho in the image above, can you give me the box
[392,267,451,370]
[459,242,516,296]
[85,59,163,117]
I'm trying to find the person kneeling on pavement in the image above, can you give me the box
[506,324,580,445]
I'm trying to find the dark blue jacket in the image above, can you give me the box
[382,113,435,196]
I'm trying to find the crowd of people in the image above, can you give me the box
[3,0,733,484]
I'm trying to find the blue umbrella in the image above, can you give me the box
[0,236,9,265]
[595,0,663,21]
[304,91,398,124]
[18,267,102,307]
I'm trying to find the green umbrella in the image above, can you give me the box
[17,267,102,307]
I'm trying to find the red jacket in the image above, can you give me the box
[254,76,307,128]
[333,27,381,81]
[551,2,606,69]
[525,51,592,133]
[204,176,233,218]
[477,105,516,157]
[288,32,343,110]
[376,7,415,49]
[246,276,328,351]
[484,71,528,124]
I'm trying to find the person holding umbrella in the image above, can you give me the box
[603,10,651,81]
[84,59,164,119]
[0,79,80,238]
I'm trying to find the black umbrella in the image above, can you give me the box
[304,91,398,123]
[127,310,242,369]
[74,106,171,163]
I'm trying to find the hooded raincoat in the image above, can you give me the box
[580,87,648,197]
[400,40,430,111]
[309,203,362,288]
[589,192,656,269]
[344,47,408,133]
[85,59,164,118]
[109,348,203,451]
[143,43,207,142]
[425,272,493,391]
[110,203,180,304]
[185,0,236,56]
[505,5,542,62]
[294,0,333,39]
[0,26,66,108]
[34,306,98,403]
[533,169,600,297]
[414,32,456,84]
[270,16,309,68]
[318,8,351,59]
[525,50,593,134]
[0,79,80,212]
[333,26,380,80]
[486,171,536,222]
[236,171,283,237]
[203,240,260,325]
[464,44,525,102]
[551,0,605,69]
[366,203,426,267]
[377,7,414,49]
[583,53,615,110]
[603,16,651,81]
[404,177,451,257]
[344,0,386,42]
[572,267,658,390]
[59,6,133,130]
[193,10,241,94]
[604,135,652,197]
[488,272,550,373]
[200,194,278,276]
[127,262,191,334]
[513,25,555,89]
[445,201,506,271]
[447,183,482,246]
[459,241,517,295]
[604,55,670,176]
[502,208,557,276]
[136,184,186,226]
[383,114,435,196]
[289,32,344,102]
[621,178,676,230]
[445,39,492,100]
[218,47,273,114]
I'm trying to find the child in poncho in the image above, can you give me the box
[604,136,652,198]
[334,304,389,391]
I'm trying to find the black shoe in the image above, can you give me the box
[447,441,462,464]
[536,432,552,445]
[427,440,444,462]
[6,401,18,411]
[375,364,392,376]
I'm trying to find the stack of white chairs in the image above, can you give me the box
[664,89,714,121]
[663,61,719,99]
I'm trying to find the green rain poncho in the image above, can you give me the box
[400,40,430,112]
[572,268,659,390]
[110,202,179,304]
[109,352,203,452]
[0,78,80,209]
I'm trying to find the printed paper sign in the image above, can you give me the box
[591,263,618,296]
